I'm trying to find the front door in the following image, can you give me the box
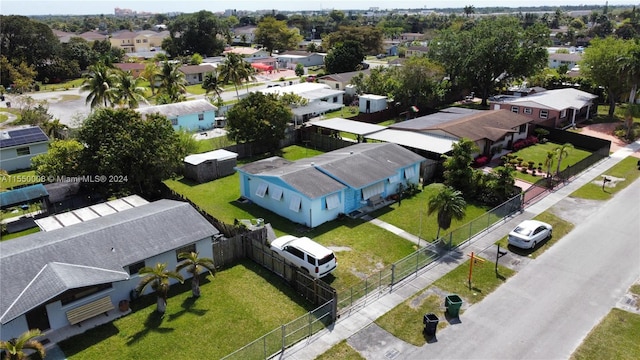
[26,305,51,331]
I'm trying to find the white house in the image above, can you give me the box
[0,126,50,172]
[258,83,345,124]
[0,198,220,342]
[179,64,217,85]
[275,51,326,69]
[236,143,425,228]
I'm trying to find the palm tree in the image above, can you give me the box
[544,150,556,186]
[218,52,255,100]
[554,143,574,177]
[135,263,184,314]
[176,251,216,297]
[156,61,187,104]
[0,329,45,360]
[617,40,640,138]
[141,62,160,95]
[42,118,68,140]
[427,186,467,240]
[493,165,516,200]
[202,71,224,99]
[111,70,147,108]
[80,62,117,109]
[463,5,475,17]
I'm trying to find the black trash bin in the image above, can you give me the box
[423,313,439,337]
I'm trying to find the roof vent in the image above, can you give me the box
[350,151,354,155]
[311,162,315,166]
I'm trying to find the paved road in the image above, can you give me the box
[403,179,640,360]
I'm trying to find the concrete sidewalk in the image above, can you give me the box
[280,140,640,360]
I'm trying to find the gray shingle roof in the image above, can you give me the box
[136,99,217,119]
[0,199,219,324]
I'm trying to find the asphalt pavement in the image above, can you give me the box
[282,140,640,360]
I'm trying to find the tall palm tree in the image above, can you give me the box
[135,263,184,314]
[156,61,187,104]
[493,165,516,200]
[427,186,467,240]
[112,70,147,108]
[218,53,255,100]
[617,40,640,138]
[0,329,45,360]
[544,150,556,178]
[176,251,216,297]
[202,71,224,99]
[141,62,160,95]
[463,5,475,17]
[554,143,574,177]
[80,62,117,109]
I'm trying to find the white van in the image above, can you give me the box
[270,235,337,279]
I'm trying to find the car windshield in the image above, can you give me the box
[318,253,335,266]
[514,226,532,236]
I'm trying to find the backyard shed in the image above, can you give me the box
[183,149,238,183]
[359,94,387,113]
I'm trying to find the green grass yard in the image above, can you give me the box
[315,340,364,360]
[509,142,592,183]
[570,156,640,200]
[570,308,640,360]
[59,260,312,360]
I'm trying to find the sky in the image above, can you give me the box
[0,0,634,16]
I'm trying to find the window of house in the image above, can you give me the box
[335,84,339,89]
[198,113,204,121]
[404,166,416,179]
[255,182,268,198]
[540,110,548,119]
[289,195,301,212]
[16,147,30,156]
[560,109,567,118]
[270,186,283,200]
[136,39,141,43]
[333,97,338,103]
[325,193,340,210]
[511,106,519,113]
[519,124,527,133]
[175,244,197,261]
[128,261,145,275]
[60,283,112,305]
[524,108,532,115]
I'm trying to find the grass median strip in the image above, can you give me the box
[570,156,640,200]
[570,308,640,360]
[375,258,515,346]
[315,340,364,360]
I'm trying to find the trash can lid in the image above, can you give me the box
[424,313,439,321]
[446,294,462,302]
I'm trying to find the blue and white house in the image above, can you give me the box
[237,143,425,228]
[136,99,217,131]
[0,126,50,172]
[0,197,220,341]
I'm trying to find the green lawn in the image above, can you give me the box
[194,135,236,153]
[1,227,40,241]
[570,308,640,360]
[59,261,312,360]
[40,78,84,91]
[0,169,37,191]
[495,211,574,259]
[372,183,495,244]
[509,142,592,183]
[315,340,364,360]
[375,258,515,346]
[571,156,640,200]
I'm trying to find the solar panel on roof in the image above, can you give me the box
[0,127,49,148]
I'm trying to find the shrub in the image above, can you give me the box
[534,127,550,140]
[473,155,490,167]
[528,161,535,170]
[517,157,524,166]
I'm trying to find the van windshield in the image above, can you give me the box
[318,253,335,266]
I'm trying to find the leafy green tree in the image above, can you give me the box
[78,108,185,195]
[295,63,304,77]
[80,62,117,109]
[617,39,640,138]
[31,139,83,178]
[141,62,160,95]
[581,37,630,116]
[427,185,467,239]
[255,16,303,55]
[324,40,365,74]
[463,5,475,17]
[226,92,291,152]
[323,26,384,55]
[175,129,199,156]
[135,263,184,314]
[60,37,96,70]
[156,61,187,104]
[218,52,256,100]
[554,143,574,177]
[111,70,147,108]
[41,118,68,140]
[190,53,203,65]
[163,11,227,57]
[491,165,517,201]
[442,138,478,198]
[429,16,549,106]
[394,56,448,111]
[176,251,216,297]
[0,329,45,360]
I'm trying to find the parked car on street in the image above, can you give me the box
[270,235,337,279]
[508,220,553,249]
